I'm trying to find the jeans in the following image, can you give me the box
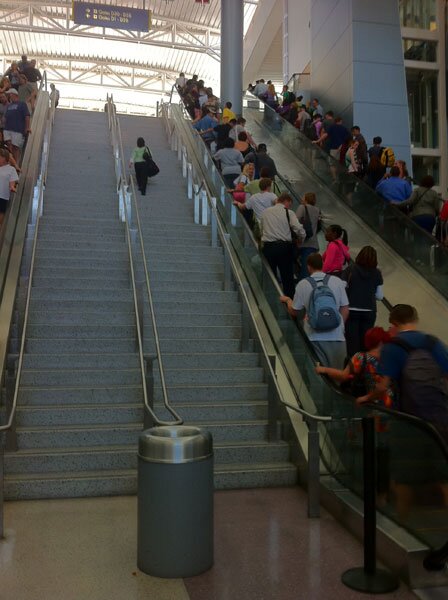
[298,247,318,281]
[412,214,436,234]
[345,310,376,357]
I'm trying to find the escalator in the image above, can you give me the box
[242,96,448,342]
[166,98,448,587]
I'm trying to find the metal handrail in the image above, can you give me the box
[0,86,53,435]
[106,96,182,426]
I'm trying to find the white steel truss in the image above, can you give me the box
[0,0,222,59]
[1,53,179,94]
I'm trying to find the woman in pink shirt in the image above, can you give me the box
[322,224,350,276]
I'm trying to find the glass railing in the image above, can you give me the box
[168,99,448,554]
[243,94,448,303]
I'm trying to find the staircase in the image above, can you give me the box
[4,109,297,500]
[119,114,297,489]
[5,110,142,499]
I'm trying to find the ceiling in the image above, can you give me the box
[0,0,259,93]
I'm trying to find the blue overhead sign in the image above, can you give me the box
[72,2,151,32]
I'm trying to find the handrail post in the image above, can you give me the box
[210,198,218,247]
[5,355,18,452]
[187,164,193,200]
[240,282,251,352]
[156,101,159,118]
[201,189,208,225]
[193,185,200,224]
[342,416,399,593]
[267,354,278,441]
[182,148,187,177]
[306,418,321,518]
[136,281,144,351]
[223,234,232,291]
[143,356,156,430]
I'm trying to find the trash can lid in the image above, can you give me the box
[138,426,213,464]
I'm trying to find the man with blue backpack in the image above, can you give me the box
[280,252,349,368]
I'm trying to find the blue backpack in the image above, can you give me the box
[307,275,340,331]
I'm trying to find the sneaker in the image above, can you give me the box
[423,541,448,571]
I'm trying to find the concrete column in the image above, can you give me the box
[221,0,244,115]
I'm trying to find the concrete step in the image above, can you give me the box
[26,324,135,339]
[18,385,143,406]
[20,368,141,387]
[156,325,240,339]
[4,470,137,500]
[31,276,130,289]
[4,461,297,499]
[36,239,127,252]
[145,270,223,283]
[22,353,140,370]
[33,265,129,280]
[15,400,268,427]
[25,288,134,302]
[25,338,136,353]
[34,257,130,270]
[38,222,124,235]
[162,352,259,369]
[5,440,289,475]
[28,310,135,326]
[214,462,298,490]
[147,313,241,328]
[148,280,225,292]
[28,299,134,313]
[35,248,129,261]
[15,420,272,449]
[37,231,125,243]
[161,367,264,386]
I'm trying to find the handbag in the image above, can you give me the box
[285,207,300,247]
[143,146,160,178]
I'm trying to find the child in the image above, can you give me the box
[322,224,350,276]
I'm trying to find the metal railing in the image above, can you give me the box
[106,95,182,428]
[0,75,53,537]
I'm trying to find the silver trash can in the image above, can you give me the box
[137,425,214,578]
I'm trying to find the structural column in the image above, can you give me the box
[221,0,244,116]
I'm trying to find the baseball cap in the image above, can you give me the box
[6,88,18,95]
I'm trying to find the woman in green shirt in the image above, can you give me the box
[129,137,149,195]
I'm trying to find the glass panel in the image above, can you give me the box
[403,38,437,61]
[407,69,439,148]
[399,0,437,30]
[412,155,440,185]
[240,96,448,302]
[169,100,448,552]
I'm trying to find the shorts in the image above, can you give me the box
[0,198,9,213]
[3,130,25,148]
[330,147,342,161]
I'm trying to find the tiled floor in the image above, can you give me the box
[184,487,418,600]
[0,488,420,600]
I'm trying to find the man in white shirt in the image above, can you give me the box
[176,72,186,93]
[0,147,19,226]
[253,79,268,98]
[281,252,349,368]
[261,192,305,298]
[234,178,277,221]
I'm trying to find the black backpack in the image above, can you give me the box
[389,335,448,424]
[304,120,318,141]
[300,206,314,240]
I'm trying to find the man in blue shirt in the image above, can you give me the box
[375,166,412,202]
[325,117,350,161]
[4,88,30,162]
[359,304,448,411]
[192,108,217,146]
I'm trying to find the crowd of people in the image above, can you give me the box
[177,73,448,497]
[0,55,60,228]
[249,79,447,240]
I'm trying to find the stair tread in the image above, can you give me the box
[7,439,288,457]
[17,399,267,411]
[17,419,269,432]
